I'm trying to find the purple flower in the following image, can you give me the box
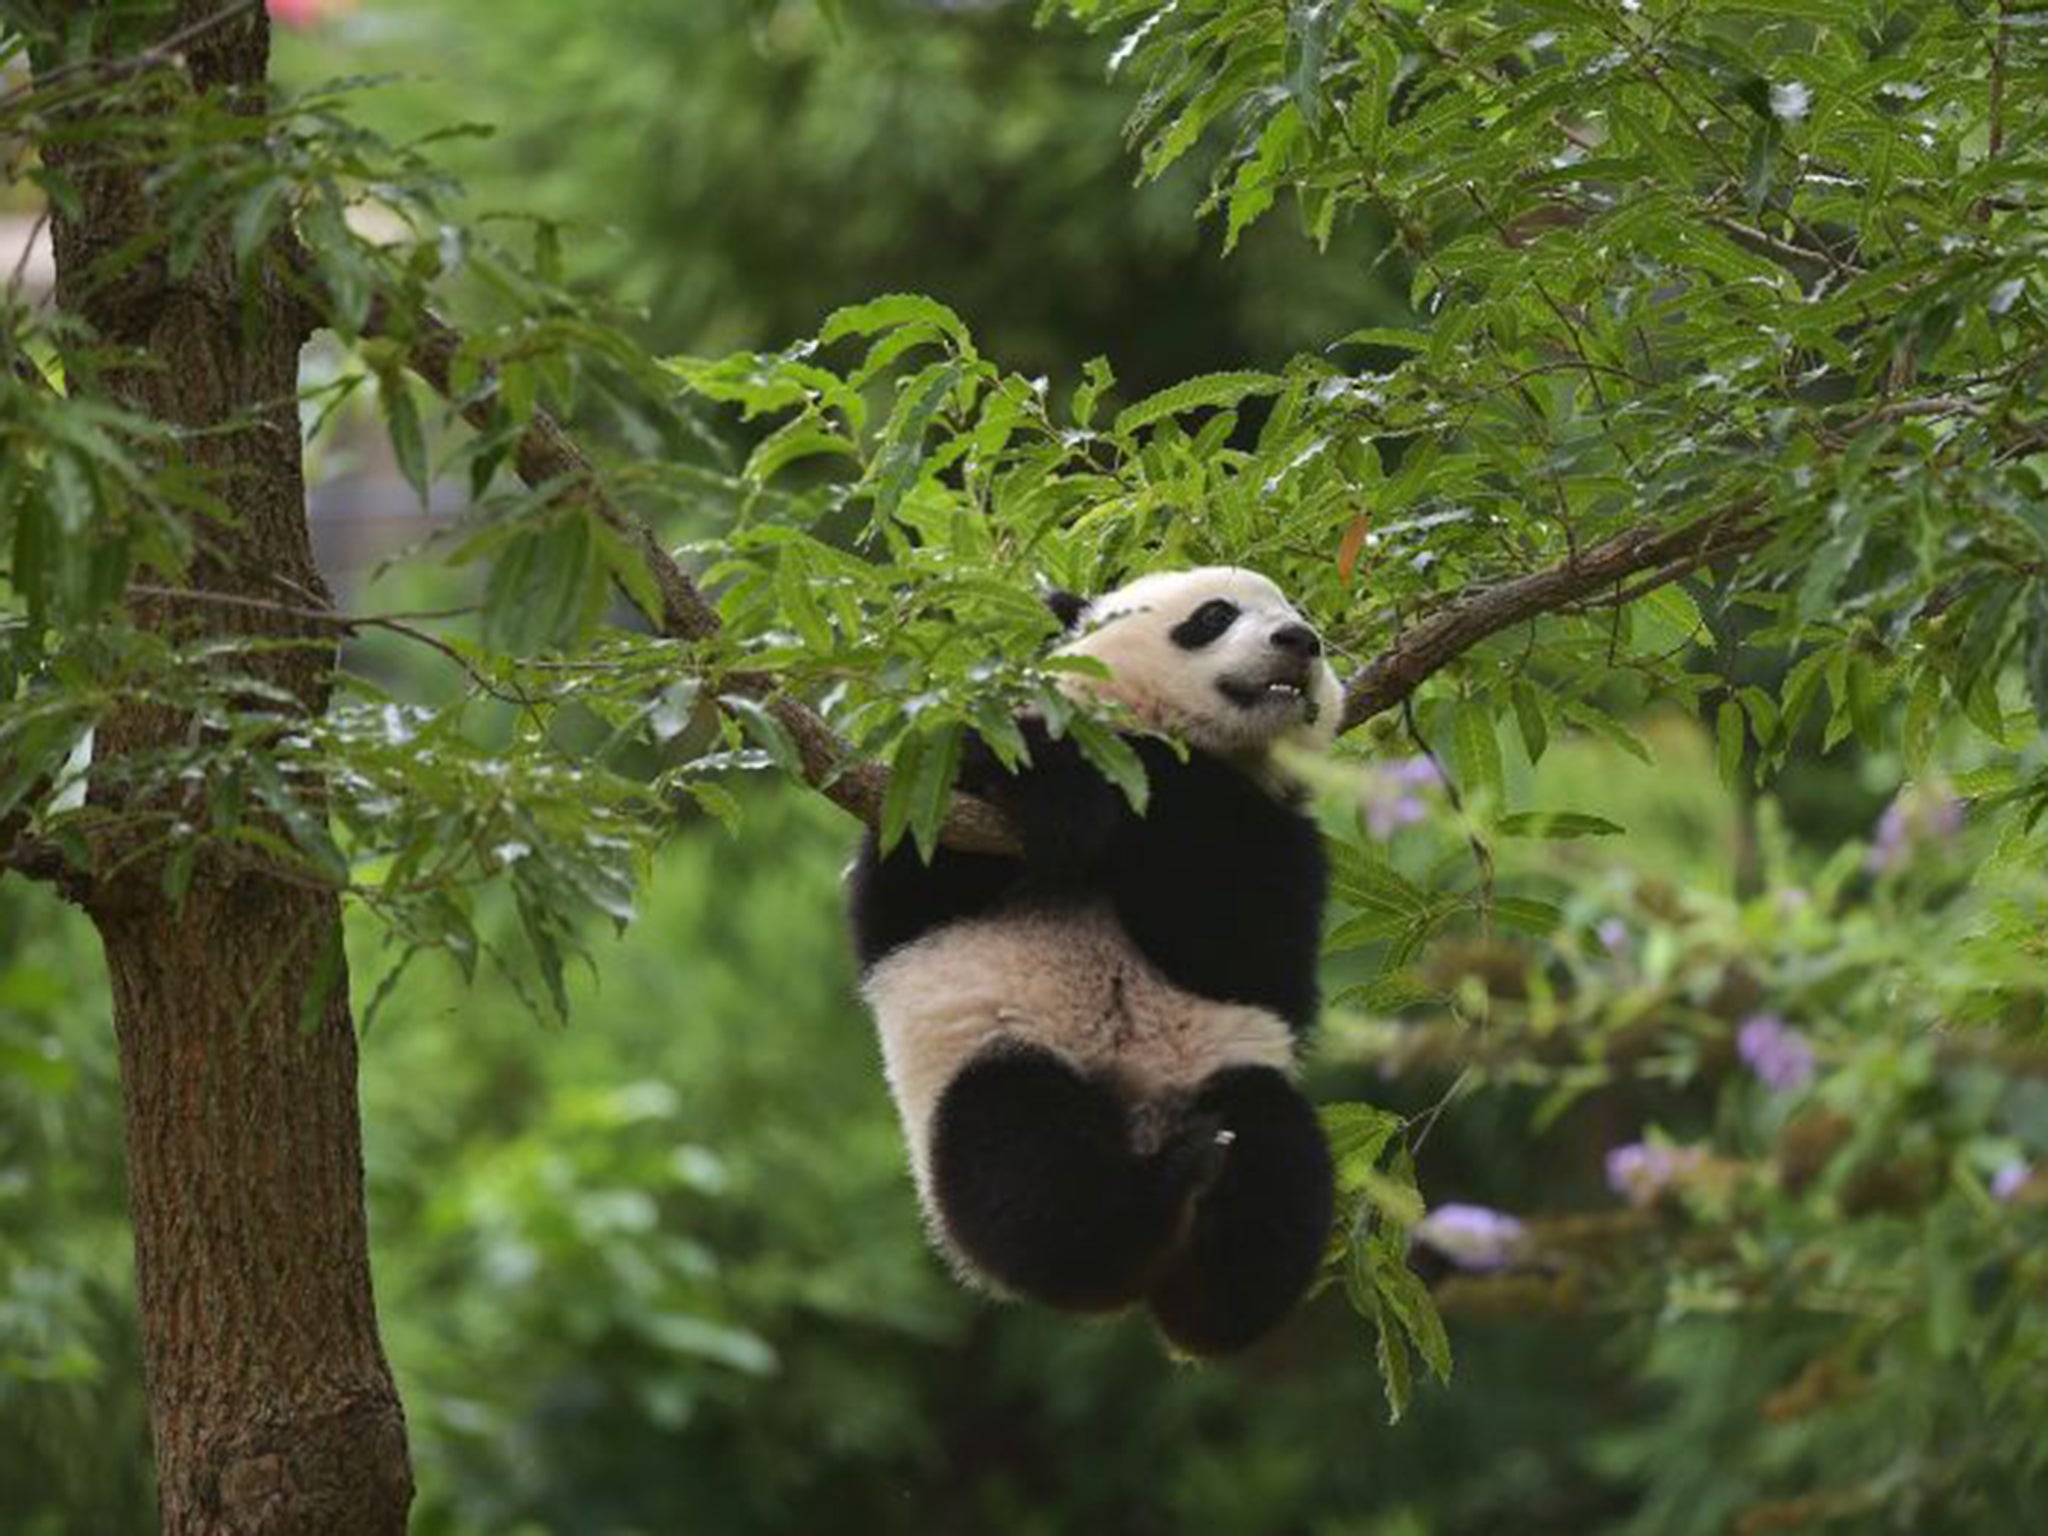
[1867,784,1965,873]
[1411,1203,1527,1272]
[1596,917,1631,956]
[1366,794,1429,839]
[1992,1161,2032,1202]
[1362,756,1443,839]
[1386,756,1443,789]
[1737,1013,1817,1093]
[1605,1141,1706,1207]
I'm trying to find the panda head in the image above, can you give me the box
[1050,567,1341,761]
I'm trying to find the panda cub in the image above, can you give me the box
[848,567,1338,1355]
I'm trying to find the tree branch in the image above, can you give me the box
[1339,502,1769,733]
[371,303,1769,847]
[0,832,87,898]
[0,780,91,902]
[372,301,1021,855]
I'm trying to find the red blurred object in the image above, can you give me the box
[267,0,351,29]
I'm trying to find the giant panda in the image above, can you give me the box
[847,567,1339,1356]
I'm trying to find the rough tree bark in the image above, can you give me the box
[33,4,413,1530]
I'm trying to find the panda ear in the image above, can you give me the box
[1044,588,1089,632]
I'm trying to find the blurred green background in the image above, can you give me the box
[5,3,2046,1533]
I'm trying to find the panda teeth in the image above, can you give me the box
[1264,682,1303,699]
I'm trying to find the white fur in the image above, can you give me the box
[864,903,1295,1208]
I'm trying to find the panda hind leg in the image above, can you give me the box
[1146,1066,1334,1357]
[929,1040,1220,1313]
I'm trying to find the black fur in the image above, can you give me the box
[846,711,1333,1354]
[1044,588,1089,631]
[1145,1066,1335,1355]
[848,722,1328,1030]
[1169,599,1240,650]
[930,1041,1226,1311]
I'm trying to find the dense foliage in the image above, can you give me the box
[5,0,2048,1530]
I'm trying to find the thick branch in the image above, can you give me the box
[373,302,1020,855]
[375,305,1766,846]
[0,770,90,901]
[0,829,87,898]
[1339,503,1769,733]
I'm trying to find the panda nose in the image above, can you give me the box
[1270,623,1321,658]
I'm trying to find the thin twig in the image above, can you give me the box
[0,0,264,111]
[123,583,525,705]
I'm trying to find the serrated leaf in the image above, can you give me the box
[745,417,857,484]
[1320,1102,1404,1180]
[1630,585,1704,653]
[865,360,962,522]
[820,293,971,349]
[1379,1262,1453,1386]
[1070,356,1114,429]
[1112,371,1279,438]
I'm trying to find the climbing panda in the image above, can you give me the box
[847,567,1339,1356]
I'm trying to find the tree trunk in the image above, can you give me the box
[35,4,413,1529]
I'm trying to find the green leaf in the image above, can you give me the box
[1320,1102,1404,1180]
[1374,1292,1415,1425]
[230,179,288,270]
[1716,699,1745,791]
[718,696,805,779]
[1379,1261,1452,1386]
[379,372,431,507]
[1495,811,1625,839]
[878,730,925,856]
[1561,700,1653,765]
[1066,715,1149,813]
[1491,895,1562,934]
[820,293,971,350]
[864,360,964,522]
[1070,356,1115,429]
[1510,680,1549,764]
[745,418,857,484]
[1284,0,1338,139]
[1630,585,1704,654]
[1112,371,1279,438]
[482,515,598,654]
[1446,700,1503,807]
[905,723,965,862]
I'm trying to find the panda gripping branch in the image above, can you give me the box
[847,568,1339,1356]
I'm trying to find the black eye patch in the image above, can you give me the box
[1170,599,1240,650]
